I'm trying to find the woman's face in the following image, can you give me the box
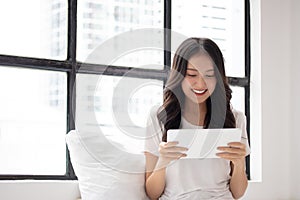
[181,53,217,104]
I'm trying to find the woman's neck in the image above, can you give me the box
[182,98,207,126]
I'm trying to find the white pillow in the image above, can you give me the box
[66,130,149,200]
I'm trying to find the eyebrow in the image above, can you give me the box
[187,68,214,72]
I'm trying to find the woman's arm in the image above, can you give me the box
[216,142,248,199]
[145,153,167,200]
[145,142,187,200]
[229,159,248,199]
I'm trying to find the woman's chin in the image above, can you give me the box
[187,96,208,104]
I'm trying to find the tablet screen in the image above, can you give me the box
[167,128,242,159]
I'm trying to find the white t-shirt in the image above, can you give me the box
[145,106,251,200]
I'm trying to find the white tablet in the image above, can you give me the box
[167,128,242,159]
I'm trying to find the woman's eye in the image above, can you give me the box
[187,74,197,77]
[205,74,215,78]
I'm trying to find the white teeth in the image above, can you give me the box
[192,89,207,94]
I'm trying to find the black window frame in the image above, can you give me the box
[0,0,251,180]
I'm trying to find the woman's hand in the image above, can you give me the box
[217,142,248,199]
[145,141,187,199]
[156,141,188,169]
[216,142,247,166]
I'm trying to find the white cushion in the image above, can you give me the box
[66,130,149,200]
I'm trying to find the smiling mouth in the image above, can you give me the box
[192,89,208,95]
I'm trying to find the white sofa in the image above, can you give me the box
[66,130,149,200]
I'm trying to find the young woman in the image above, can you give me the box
[144,38,251,200]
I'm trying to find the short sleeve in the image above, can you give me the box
[144,105,163,157]
[233,109,251,156]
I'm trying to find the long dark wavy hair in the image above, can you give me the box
[157,38,236,142]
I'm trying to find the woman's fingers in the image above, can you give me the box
[161,152,187,159]
[217,142,246,154]
[159,142,188,160]
[159,146,188,154]
[217,146,246,156]
[216,142,247,164]
[160,141,179,148]
[216,152,244,159]
[164,146,188,152]
[159,142,188,152]
[227,142,246,149]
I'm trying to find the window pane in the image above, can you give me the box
[0,0,67,60]
[77,0,164,69]
[0,67,67,175]
[231,86,245,112]
[172,0,245,77]
[76,74,163,153]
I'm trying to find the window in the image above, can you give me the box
[0,68,67,175]
[0,0,67,60]
[0,0,250,180]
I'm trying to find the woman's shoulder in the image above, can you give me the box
[232,108,245,119]
[148,105,161,122]
[147,105,164,129]
[231,107,247,127]
[149,104,160,115]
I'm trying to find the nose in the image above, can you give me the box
[193,75,207,88]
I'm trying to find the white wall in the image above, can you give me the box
[1,0,299,199]
[244,0,299,199]
[290,0,300,199]
[0,181,80,200]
